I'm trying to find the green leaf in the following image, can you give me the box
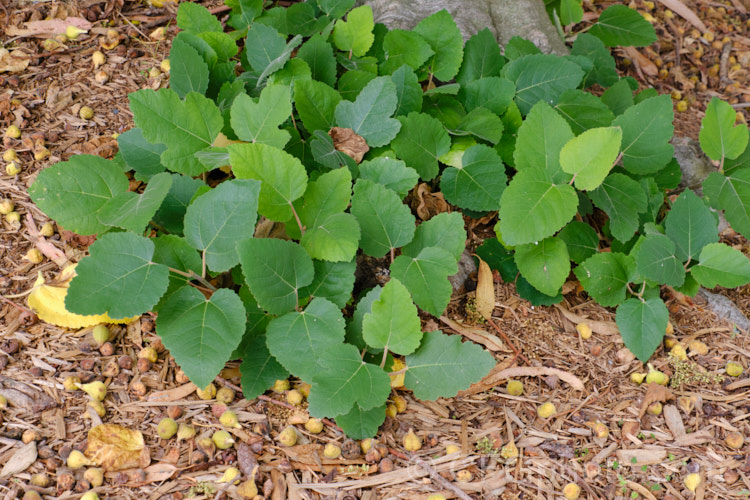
[316,0,356,19]
[337,70,377,100]
[152,235,202,310]
[244,23,301,82]
[129,89,223,176]
[517,277,564,305]
[117,128,166,181]
[456,28,505,86]
[347,286,381,350]
[362,278,422,355]
[502,54,584,115]
[237,238,314,315]
[183,179,260,273]
[560,0,583,25]
[725,141,750,175]
[240,334,289,399]
[198,31,239,62]
[413,9,464,81]
[169,39,210,99]
[574,252,635,307]
[664,189,718,262]
[332,5,374,57]
[390,112,451,180]
[560,126,622,191]
[230,86,291,148]
[297,34,338,87]
[391,247,457,316]
[423,95,465,130]
[703,170,750,239]
[554,89,615,135]
[334,76,401,147]
[691,242,750,288]
[310,130,358,171]
[514,237,570,296]
[634,233,685,287]
[452,107,504,144]
[390,65,423,117]
[504,36,541,60]
[285,2,328,37]
[571,33,619,88]
[267,58,312,88]
[29,154,129,236]
[478,237,518,282]
[616,298,667,362]
[513,102,574,183]
[156,287,245,389]
[405,330,495,400]
[153,174,205,235]
[351,179,416,257]
[588,5,657,47]
[380,29,434,74]
[334,403,386,439]
[177,2,223,32]
[97,172,172,233]
[461,77,515,116]
[700,97,749,161]
[226,0,263,30]
[301,213,361,262]
[66,233,169,318]
[601,78,635,116]
[295,168,352,235]
[589,173,647,243]
[229,143,308,222]
[401,212,466,261]
[611,95,674,175]
[299,259,356,308]
[266,298,346,382]
[498,168,578,246]
[294,79,342,133]
[440,144,507,211]
[557,221,599,264]
[358,157,419,198]
[309,343,391,416]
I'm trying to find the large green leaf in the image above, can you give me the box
[588,5,657,47]
[502,54,584,115]
[588,173,647,243]
[297,34,338,87]
[230,85,291,148]
[570,33,618,88]
[724,142,750,175]
[612,95,674,175]
[600,78,635,116]
[301,213,361,262]
[362,278,422,355]
[293,79,342,133]
[29,154,129,236]
[703,170,750,239]
[334,403,386,439]
[228,143,308,222]
[574,252,635,307]
[351,179,416,257]
[226,0,263,29]
[560,126,622,191]
[514,237,570,297]
[240,334,289,399]
[169,39,210,99]
[358,157,419,198]
[440,144,507,211]
[243,23,293,75]
[390,65,423,117]
[177,2,223,32]
[616,298,668,362]
[452,107,504,144]
[117,128,166,182]
[183,179,260,272]
[554,89,615,135]
[152,235,202,311]
[309,130,358,171]
[237,238,314,315]
[560,0,584,25]
[66,233,169,318]
[461,77,515,116]
[266,298,346,382]
[153,174,205,235]
[316,0,356,19]
[634,233,685,287]
[557,221,599,264]
[299,259,356,308]
[334,76,401,147]
[401,212,466,261]
[332,5,375,57]
[664,189,718,262]
[498,168,578,246]
[690,243,750,288]
[156,287,246,389]
[699,97,749,162]
[309,343,391,417]
[97,172,172,233]
[129,89,223,176]
[380,29,434,74]
[413,9,464,81]
[513,101,574,184]
[391,112,451,181]
[456,28,504,86]
[391,247,457,317]
[405,330,495,400]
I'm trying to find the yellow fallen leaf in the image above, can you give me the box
[389,358,405,388]
[475,256,495,321]
[86,424,151,472]
[27,264,138,328]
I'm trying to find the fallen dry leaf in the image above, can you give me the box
[0,49,30,73]
[412,183,449,220]
[146,382,197,402]
[440,316,506,352]
[5,17,92,38]
[622,47,659,77]
[86,424,151,471]
[553,304,619,336]
[0,442,37,478]
[329,127,369,163]
[655,0,707,31]
[638,383,675,418]
[475,257,495,321]
[0,376,57,413]
[27,264,138,328]
[486,366,586,391]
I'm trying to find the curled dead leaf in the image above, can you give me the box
[0,49,30,74]
[638,383,674,419]
[329,127,369,163]
[86,424,151,471]
[475,257,495,321]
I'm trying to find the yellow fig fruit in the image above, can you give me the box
[323,443,341,459]
[537,402,556,419]
[385,404,397,418]
[213,430,235,449]
[563,482,581,500]
[217,466,241,484]
[0,199,13,214]
[157,417,178,439]
[65,25,87,40]
[160,59,171,73]
[215,387,235,404]
[92,325,110,345]
[2,149,17,162]
[92,50,106,68]
[670,344,687,361]
[403,428,421,451]
[684,472,701,492]
[23,248,43,264]
[177,423,196,441]
[30,473,49,487]
[646,363,668,385]
[63,375,81,392]
[305,418,324,434]
[456,470,473,482]
[688,340,708,355]
[500,440,518,459]
[297,382,311,398]
[5,125,21,138]
[427,495,447,500]
[5,211,20,223]
[196,383,216,400]
[272,379,290,393]
[83,467,104,487]
[666,321,674,335]
[237,479,258,498]
[6,162,20,176]
[506,379,524,396]
[576,323,592,339]
[389,357,406,388]
[138,346,158,363]
[726,361,743,377]
[79,106,94,120]
[67,449,91,469]
[87,400,106,417]
[726,432,744,450]
[80,493,99,500]
[78,381,107,401]
[631,372,647,384]
[393,395,407,413]
[647,402,663,416]
[445,444,460,455]
[94,71,109,84]
[219,410,241,429]
[276,426,297,447]
[39,222,55,237]
[592,422,609,439]
[286,389,303,406]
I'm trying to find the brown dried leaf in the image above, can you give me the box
[475,257,495,321]
[6,17,92,38]
[622,47,659,77]
[487,366,586,391]
[0,442,37,478]
[412,183,449,221]
[280,444,323,465]
[237,443,259,480]
[146,382,197,402]
[553,304,619,336]
[638,383,674,418]
[440,316,506,352]
[86,424,151,471]
[655,0,708,31]
[0,376,56,412]
[329,127,369,163]
[0,49,30,74]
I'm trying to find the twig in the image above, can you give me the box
[412,456,474,500]
[719,39,733,87]
[486,316,529,364]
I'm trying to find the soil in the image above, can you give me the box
[1,0,750,499]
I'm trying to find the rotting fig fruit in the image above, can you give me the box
[30,473,49,487]
[726,432,744,450]
[63,375,81,391]
[403,428,421,452]
[215,387,235,404]
[84,467,104,487]
[197,436,216,456]
[177,423,196,441]
[196,383,216,400]
[276,426,297,447]
[305,418,323,434]
[323,443,341,459]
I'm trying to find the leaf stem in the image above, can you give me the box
[719,155,725,174]
[168,267,217,292]
[289,201,305,236]
[380,347,389,369]
[201,250,207,279]
[390,247,395,264]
